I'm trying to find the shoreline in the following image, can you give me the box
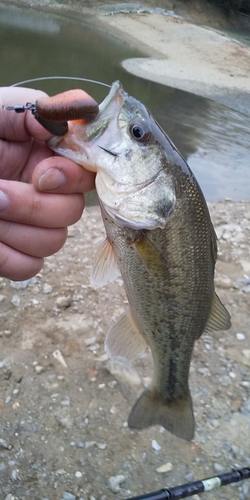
[96,12,250,116]
[3,1,250,115]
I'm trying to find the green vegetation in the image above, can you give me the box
[207,0,250,14]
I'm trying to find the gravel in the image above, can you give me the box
[0,202,249,499]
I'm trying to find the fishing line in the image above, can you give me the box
[9,76,111,88]
[0,76,110,109]
[125,467,250,499]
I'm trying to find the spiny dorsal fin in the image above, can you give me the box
[204,292,231,334]
[90,237,121,289]
[104,309,148,364]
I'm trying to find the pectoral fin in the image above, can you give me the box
[203,292,231,334]
[104,309,148,364]
[90,237,121,289]
[133,237,169,280]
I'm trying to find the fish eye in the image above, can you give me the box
[129,123,150,143]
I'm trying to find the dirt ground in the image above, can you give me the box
[0,201,249,500]
[1,1,250,499]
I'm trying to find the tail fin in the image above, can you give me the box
[128,388,194,440]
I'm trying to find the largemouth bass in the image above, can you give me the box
[49,81,231,440]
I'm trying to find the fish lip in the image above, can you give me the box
[98,81,123,115]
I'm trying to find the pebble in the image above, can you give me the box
[10,278,36,289]
[242,284,250,293]
[213,462,226,473]
[214,276,232,288]
[242,349,250,360]
[98,442,107,450]
[151,440,161,451]
[11,295,20,307]
[75,471,82,478]
[4,330,12,337]
[241,381,250,388]
[35,365,44,374]
[62,493,76,500]
[0,294,6,302]
[55,296,72,308]
[108,475,126,493]
[156,461,173,473]
[236,333,245,341]
[43,284,53,294]
[107,380,117,388]
[0,438,12,450]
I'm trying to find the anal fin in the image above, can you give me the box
[204,291,231,334]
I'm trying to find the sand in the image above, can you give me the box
[97,10,250,115]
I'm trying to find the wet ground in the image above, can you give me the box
[0,201,249,500]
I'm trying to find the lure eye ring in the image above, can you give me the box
[129,123,151,143]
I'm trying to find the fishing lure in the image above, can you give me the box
[1,76,109,134]
[3,88,99,135]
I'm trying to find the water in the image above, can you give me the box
[0,3,249,201]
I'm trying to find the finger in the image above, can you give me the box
[0,241,44,281]
[0,87,51,142]
[0,180,85,227]
[32,156,96,193]
[0,219,68,257]
[0,138,53,182]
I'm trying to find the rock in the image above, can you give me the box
[214,276,232,288]
[97,442,107,449]
[75,471,82,478]
[62,493,76,500]
[151,440,161,451]
[10,278,36,289]
[34,365,44,374]
[55,296,72,308]
[4,330,12,337]
[43,283,53,294]
[156,462,173,473]
[239,259,250,273]
[236,333,245,341]
[242,350,250,360]
[11,295,20,307]
[0,438,12,450]
[108,475,126,493]
[213,462,226,473]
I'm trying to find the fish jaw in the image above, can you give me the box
[48,81,125,173]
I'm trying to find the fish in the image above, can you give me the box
[49,81,231,440]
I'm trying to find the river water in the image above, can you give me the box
[0,3,249,201]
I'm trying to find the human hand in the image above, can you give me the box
[0,87,95,280]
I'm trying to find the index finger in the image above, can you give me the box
[0,87,52,142]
